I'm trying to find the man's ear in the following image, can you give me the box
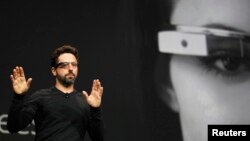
[154,54,179,112]
[166,87,179,112]
[158,84,180,113]
[51,67,56,76]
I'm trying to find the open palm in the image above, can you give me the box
[10,66,32,95]
[82,79,103,108]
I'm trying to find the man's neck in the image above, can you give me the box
[55,83,74,94]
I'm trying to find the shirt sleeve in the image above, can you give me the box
[87,107,105,141]
[7,93,38,133]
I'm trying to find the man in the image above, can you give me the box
[7,45,104,141]
[154,0,250,141]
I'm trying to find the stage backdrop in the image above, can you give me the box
[0,1,179,141]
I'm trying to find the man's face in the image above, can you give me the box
[53,53,78,87]
[165,0,250,141]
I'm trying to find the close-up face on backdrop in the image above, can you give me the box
[159,0,250,141]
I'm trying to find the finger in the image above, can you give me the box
[12,68,17,79]
[10,75,15,83]
[96,79,101,87]
[16,66,21,77]
[99,87,104,97]
[92,80,97,90]
[82,91,88,99]
[27,78,32,88]
[20,66,25,77]
[95,79,101,89]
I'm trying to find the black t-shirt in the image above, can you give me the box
[7,87,104,141]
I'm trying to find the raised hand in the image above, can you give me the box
[82,79,103,108]
[10,66,32,95]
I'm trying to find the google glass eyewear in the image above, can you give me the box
[158,25,250,57]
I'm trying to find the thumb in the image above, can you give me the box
[27,78,32,88]
[82,91,88,99]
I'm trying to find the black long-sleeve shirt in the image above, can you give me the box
[7,87,104,141]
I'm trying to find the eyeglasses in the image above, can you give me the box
[55,62,78,69]
[158,25,250,57]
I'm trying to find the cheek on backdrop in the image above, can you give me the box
[169,55,250,140]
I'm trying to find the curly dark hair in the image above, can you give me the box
[50,45,79,68]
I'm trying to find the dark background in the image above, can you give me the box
[0,1,182,141]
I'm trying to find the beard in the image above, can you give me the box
[56,72,76,87]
